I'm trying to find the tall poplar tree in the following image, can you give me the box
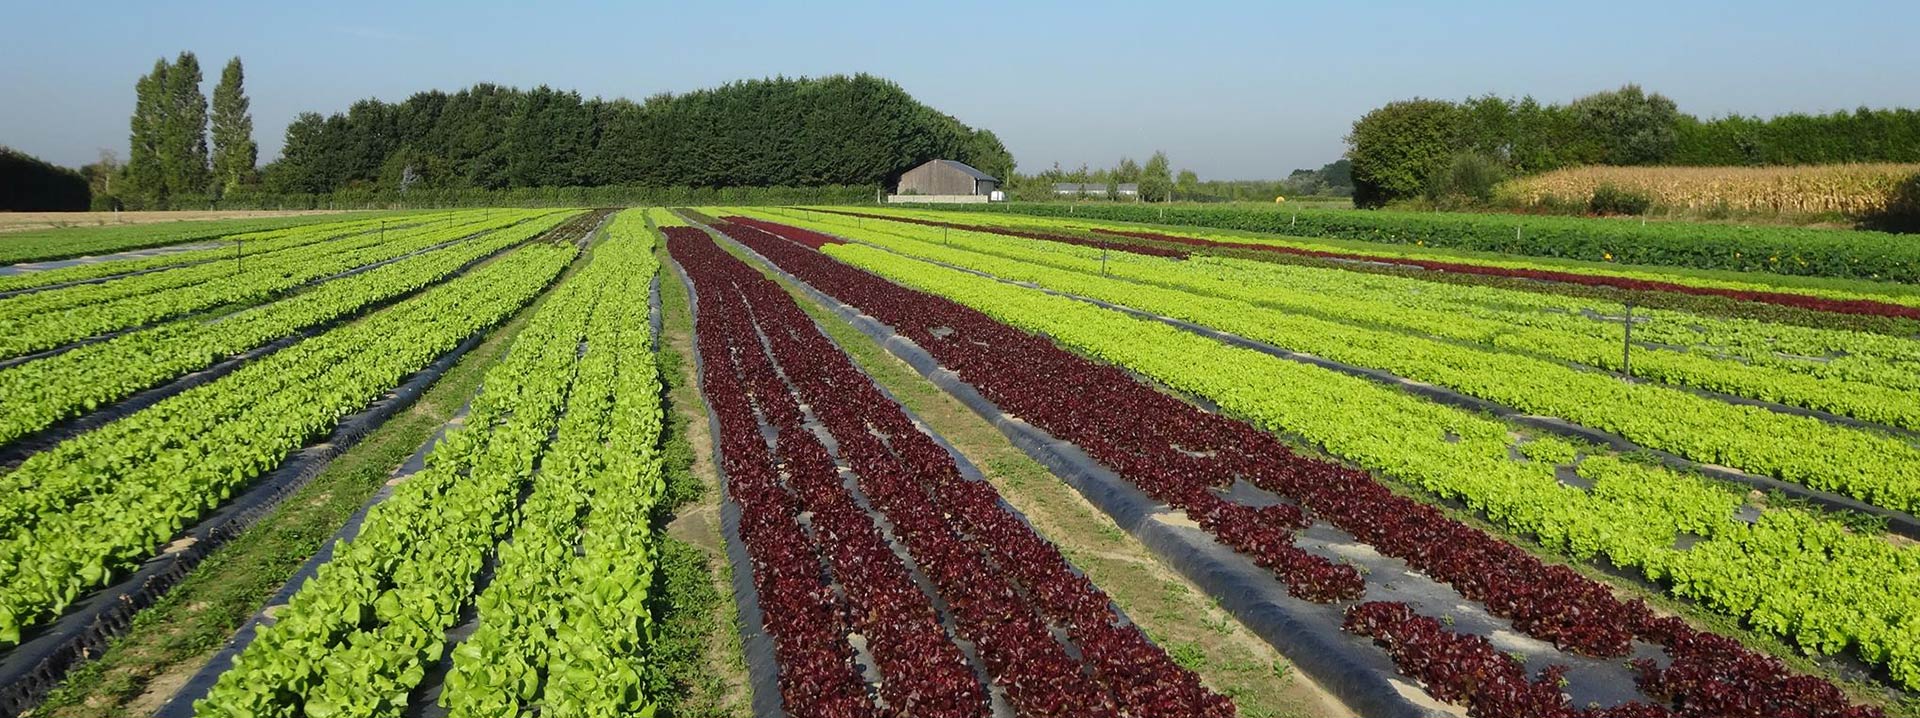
[210,57,257,195]
[126,58,170,202]
[159,51,210,198]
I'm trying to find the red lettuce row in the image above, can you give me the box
[675,229,1108,717]
[1343,602,1673,718]
[715,219,1886,717]
[1086,226,1920,321]
[678,226,1234,717]
[666,225,878,718]
[731,233,1232,718]
[1345,602,1882,718]
[806,210,1192,259]
[728,216,846,249]
[725,219,1362,604]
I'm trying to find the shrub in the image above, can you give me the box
[1588,184,1653,216]
[1426,153,1506,206]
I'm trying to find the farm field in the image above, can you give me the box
[0,210,353,235]
[1,203,1915,718]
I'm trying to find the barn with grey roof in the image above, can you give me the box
[895,159,1000,196]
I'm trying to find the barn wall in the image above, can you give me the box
[898,164,979,195]
[885,194,989,203]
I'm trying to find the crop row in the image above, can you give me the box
[0,210,559,360]
[0,214,427,294]
[1180,255,1920,395]
[0,213,501,322]
[715,217,1891,712]
[195,210,659,717]
[818,232,1920,693]
[772,210,1920,398]
[0,212,576,449]
[725,218,1364,603]
[755,212,1920,514]
[1089,223,1920,320]
[803,230,1920,693]
[0,235,578,646]
[0,212,394,266]
[676,225,981,717]
[890,201,1920,284]
[1342,601,1881,718]
[673,223,1229,717]
[813,208,1186,257]
[723,219,1647,655]
[876,207,1920,336]
[444,210,667,717]
[673,223,887,716]
[875,205,1920,319]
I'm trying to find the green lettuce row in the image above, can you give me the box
[1159,254,1920,398]
[195,212,663,718]
[823,243,1920,691]
[539,213,667,717]
[444,209,665,717]
[0,213,502,322]
[877,201,1920,288]
[0,213,576,527]
[646,207,689,228]
[0,240,578,647]
[194,234,608,718]
[0,214,443,294]
[770,214,1920,514]
[0,212,403,266]
[791,209,1920,394]
[0,213,575,449]
[0,211,561,359]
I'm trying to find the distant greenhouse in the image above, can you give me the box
[1052,182,1139,198]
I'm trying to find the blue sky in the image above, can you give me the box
[3,0,1917,179]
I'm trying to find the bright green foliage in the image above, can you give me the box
[126,58,171,203]
[159,52,211,199]
[800,208,1920,403]
[0,212,572,447]
[645,207,687,228]
[0,229,579,646]
[1139,151,1173,202]
[0,211,565,360]
[0,211,398,266]
[767,210,1920,513]
[209,57,258,195]
[1347,98,1464,207]
[811,238,1920,691]
[444,209,666,717]
[902,201,1920,283]
[194,210,664,717]
[0,213,423,293]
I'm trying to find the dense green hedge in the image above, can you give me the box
[1673,109,1920,166]
[105,184,877,211]
[1,147,90,211]
[905,202,1920,283]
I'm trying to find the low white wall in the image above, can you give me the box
[885,194,990,204]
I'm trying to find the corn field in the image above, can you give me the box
[1498,163,1920,217]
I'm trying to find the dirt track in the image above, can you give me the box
[0,210,347,233]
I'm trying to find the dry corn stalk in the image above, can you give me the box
[1498,163,1920,216]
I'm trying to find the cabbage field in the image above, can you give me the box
[1,204,1914,718]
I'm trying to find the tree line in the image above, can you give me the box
[1345,85,1920,207]
[260,74,1012,198]
[119,52,257,205]
[0,147,90,211]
